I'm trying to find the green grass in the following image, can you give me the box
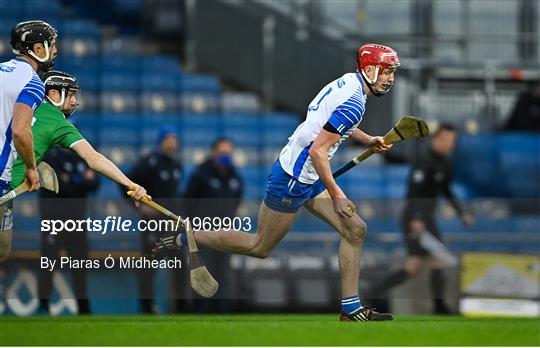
[1,315,539,346]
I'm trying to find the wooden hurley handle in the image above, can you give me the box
[127,191,199,252]
[333,122,411,178]
[127,191,182,221]
[0,182,30,205]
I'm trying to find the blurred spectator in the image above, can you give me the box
[128,124,185,314]
[504,81,540,131]
[184,137,243,313]
[39,147,100,314]
[370,124,474,314]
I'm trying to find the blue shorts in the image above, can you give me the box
[263,160,326,213]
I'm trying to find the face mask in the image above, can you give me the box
[216,154,233,168]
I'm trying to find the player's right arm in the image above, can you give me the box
[11,102,40,191]
[309,129,355,219]
[70,139,150,201]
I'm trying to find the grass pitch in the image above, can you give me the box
[1,314,539,346]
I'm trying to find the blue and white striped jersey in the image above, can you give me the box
[0,58,45,182]
[279,72,367,184]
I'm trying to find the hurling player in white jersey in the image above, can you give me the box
[0,21,58,261]
[157,44,400,321]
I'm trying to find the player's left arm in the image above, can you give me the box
[442,171,475,227]
[70,140,150,201]
[351,129,392,153]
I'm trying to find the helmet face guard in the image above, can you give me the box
[356,43,400,97]
[43,70,80,117]
[11,20,58,72]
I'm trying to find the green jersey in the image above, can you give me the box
[10,102,84,188]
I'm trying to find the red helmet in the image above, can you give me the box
[356,43,400,85]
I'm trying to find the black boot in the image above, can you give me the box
[431,269,452,314]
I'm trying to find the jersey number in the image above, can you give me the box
[308,87,333,111]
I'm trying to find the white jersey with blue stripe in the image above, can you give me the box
[0,58,45,182]
[279,72,366,184]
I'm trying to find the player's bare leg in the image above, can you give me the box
[0,205,13,262]
[304,190,365,297]
[304,189,392,321]
[0,231,12,262]
[0,204,13,262]
[155,201,297,259]
[194,201,297,258]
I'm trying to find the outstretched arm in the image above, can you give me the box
[70,140,149,201]
[442,177,475,227]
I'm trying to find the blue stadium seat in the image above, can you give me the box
[140,71,182,113]
[141,72,181,92]
[140,113,182,145]
[437,218,462,234]
[62,68,100,91]
[56,55,99,73]
[140,55,182,73]
[101,55,141,73]
[237,165,266,199]
[0,1,25,20]
[343,166,386,199]
[100,72,140,92]
[261,113,299,147]
[365,218,400,233]
[95,176,122,198]
[179,93,220,113]
[0,21,18,58]
[180,74,220,94]
[468,218,512,233]
[71,112,99,144]
[13,214,40,232]
[98,113,140,146]
[61,20,101,58]
[99,71,140,112]
[512,216,540,233]
[61,19,101,38]
[454,134,500,196]
[384,165,410,199]
[222,113,262,147]
[179,113,222,146]
[100,91,138,113]
[24,0,62,19]
[141,93,178,113]
[498,134,540,197]
[179,74,221,113]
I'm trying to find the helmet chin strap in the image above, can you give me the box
[27,41,55,71]
[46,88,65,107]
[360,68,385,97]
[27,40,50,63]
[360,65,380,85]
